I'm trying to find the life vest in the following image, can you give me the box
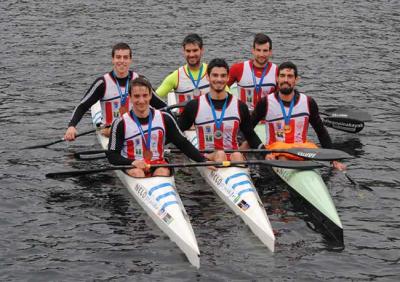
[195,94,240,151]
[100,71,139,125]
[267,141,318,160]
[264,92,310,145]
[237,60,277,111]
[121,109,166,161]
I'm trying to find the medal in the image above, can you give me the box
[214,130,223,139]
[143,150,153,161]
[113,71,130,114]
[278,94,295,137]
[284,124,292,133]
[119,103,129,116]
[193,88,201,97]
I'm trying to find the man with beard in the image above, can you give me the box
[178,58,264,162]
[64,42,166,141]
[228,33,278,111]
[156,34,209,104]
[251,61,346,170]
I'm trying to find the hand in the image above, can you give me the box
[64,126,77,141]
[206,161,217,171]
[101,127,111,137]
[332,160,347,171]
[132,160,149,170]
[265,153,276,160]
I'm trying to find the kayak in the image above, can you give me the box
[168,93,275,252]
[90,102,200,267]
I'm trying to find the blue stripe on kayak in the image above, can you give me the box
[238,188,255,196]
[225,172,248,185]
[148,183,173,196]
[156,191,176,202]
[161,200,178,210]
[232,180,252,190]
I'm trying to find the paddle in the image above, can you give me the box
[46,159,327,179]
[343,172,373,191]
[22,129,96,150]
[320,108,372,133]
[160,101,188,111]
[73,147,352,161]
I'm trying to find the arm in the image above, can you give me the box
[308,96,333,148]
[228,62,244,86]
[155,70,179,98]
[163,112,206,162]
[251,97,267,128]
[239,101,263,149]
[107,118,133,165]
[177,99,198,131]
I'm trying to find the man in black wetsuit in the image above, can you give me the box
[107,77,208,177]
[64,42,166,141]
[178,58,265,162]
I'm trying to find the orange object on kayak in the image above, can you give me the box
[266,141,318,160]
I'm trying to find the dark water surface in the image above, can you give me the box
[1,0,399,281]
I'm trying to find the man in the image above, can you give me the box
[107,77,208,177]
[178,58,264,162]
[64,42,166,141]
[251,61,346,170]
[156,34,209,104]
[228,33,278,111]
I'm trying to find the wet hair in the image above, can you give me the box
[129,76,153,95]
[278,61,298,77]
[207,58,229,76]
[182,33,203,48]
[111,42,132,58]
[253,33,272,50]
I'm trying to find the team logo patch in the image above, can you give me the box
[238,199,250,211]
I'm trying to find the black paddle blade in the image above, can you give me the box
[282,148,354,161]
[255,159,326,169]
[22,139,64,149]
[323,117,365,133]
[323,108,372,122]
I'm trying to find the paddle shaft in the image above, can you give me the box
[23,129,96,149]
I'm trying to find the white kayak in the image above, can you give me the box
[168,93,275,252]
[90,102,200,267]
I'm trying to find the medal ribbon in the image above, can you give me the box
[251,62,269,94]
[208,94,228,130]
[113,71,130,105]
[187,64,204,91]
[130,109,153,152]
[278,95,295,126]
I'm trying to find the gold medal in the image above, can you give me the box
[143,150,153,161]
[284,124,292,133]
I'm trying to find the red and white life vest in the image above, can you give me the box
[120,109,166,161]
[264,92,310,144]
[100,71,139,125]
[195,94,240,151]
[175,64,209,104]
[237,60,277,111]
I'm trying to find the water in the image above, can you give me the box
[1,0,399,280]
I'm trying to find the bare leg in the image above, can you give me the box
[126,168,145,177]
[153,167,170,177]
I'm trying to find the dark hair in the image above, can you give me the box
[182,33,203,48]
[129,76,153,95]
[253,33,272,49]
[207,58,229,76]
[112,42,132,58]
[278,61,298,77]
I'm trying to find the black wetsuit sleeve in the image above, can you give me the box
[239,101,263,149]
[107,118,133,165]
[308,97,333,148]
[251,97,267,128]
[68,77,105,127]
[177,99,199,131]
[150,89,167,109]
[163,112,206,162]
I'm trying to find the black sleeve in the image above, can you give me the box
[107,118,133,165]
[68,77,105,127]
[150,89,167,109]
[308,97,333,148]
[177,99,199,131]
[251,97,267,128]
[239,101,263,149]
[163,112,206,162]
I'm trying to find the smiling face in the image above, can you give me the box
[183,43,204,68]
[130,85,152,117]
[207,66,229,94]
[112,49,132,78]
[251,42,272,68]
